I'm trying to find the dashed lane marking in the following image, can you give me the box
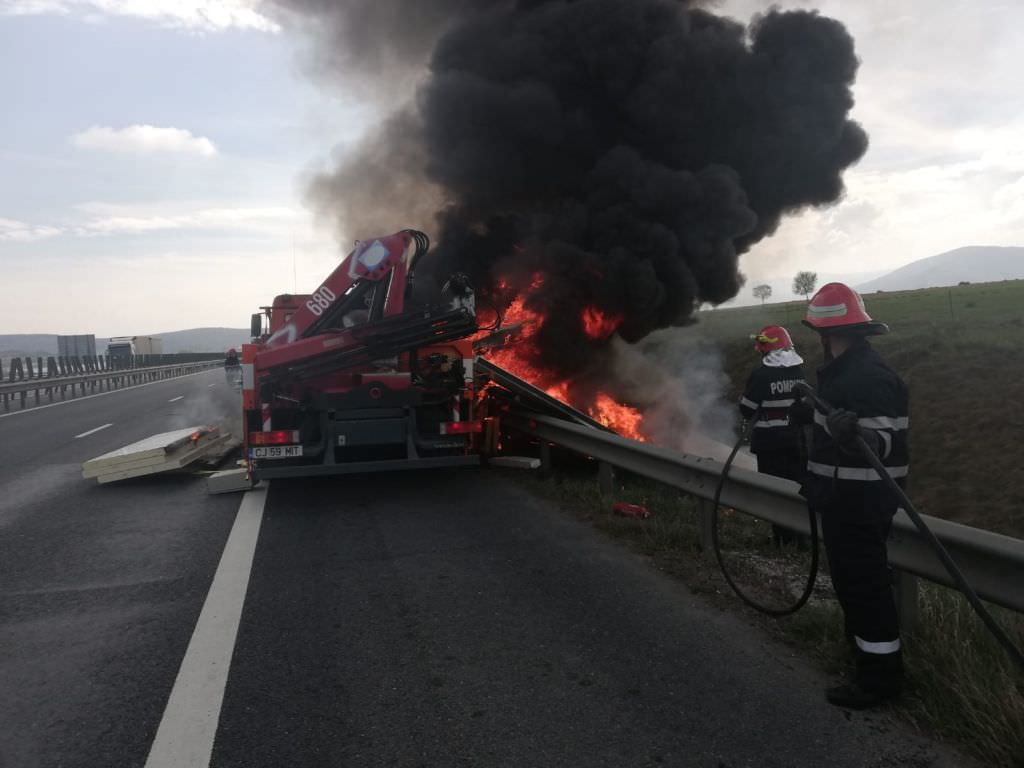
[207,383,217,388]
[75,423,112,438]
[0,370,215,420]
[168,396,185,403]
[143,484,268,768]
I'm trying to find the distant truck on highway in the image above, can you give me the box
[57,334,97,359]
[107,336,163,364]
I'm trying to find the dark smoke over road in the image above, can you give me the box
[269,0,867,380]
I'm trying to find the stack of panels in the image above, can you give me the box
[82,427,231,484]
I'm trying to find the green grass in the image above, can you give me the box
[516,467,1024,767]
[698,279,1024,537]
[904,586,1024,768]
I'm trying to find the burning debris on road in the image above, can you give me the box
[269,0,867,444]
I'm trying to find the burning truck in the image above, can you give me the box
[240,228,635,481]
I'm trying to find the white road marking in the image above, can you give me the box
[207,383,217,388]
[0,370,215,420]
[144,484,268,768]
[168,396,185,403]
[75,423,112,439]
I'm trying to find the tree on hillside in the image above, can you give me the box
[752,284,772,304]
[793,271,818,300]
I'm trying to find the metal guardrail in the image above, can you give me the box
[1,352,222,382]
[0,360,222,411]
[507,412,1024,615]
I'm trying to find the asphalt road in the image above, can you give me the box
[0,371,970,767]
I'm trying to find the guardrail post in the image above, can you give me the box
[892,568,919,636]
[25,357,34,378]
[697,498,716,559]
[597,461,616,494]
[46,357,57,377]
[539,441,552,471]
[11,358,24,381]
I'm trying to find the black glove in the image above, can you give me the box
[788,398,814,426]
[825,408,859,445]
[827,408,883,456]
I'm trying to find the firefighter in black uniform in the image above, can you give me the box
[224,347,241,387]
[794,282,909,709]
[739,325,806,546]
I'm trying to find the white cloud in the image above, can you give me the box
[72,124,218,156]
[0,204,302,241]
[73,202,300,235]
[1,0,277,33]
[0,218,62,242]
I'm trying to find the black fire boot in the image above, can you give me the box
[825,681,896,710]
[826,648,903,710]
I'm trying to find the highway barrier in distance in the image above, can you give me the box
[0,358,223,411]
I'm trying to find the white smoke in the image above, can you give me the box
[608,327,754,467]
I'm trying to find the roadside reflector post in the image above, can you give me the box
[893,568,919,636]
[598,461,615,495]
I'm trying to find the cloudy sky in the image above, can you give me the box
[2,0,1023,333]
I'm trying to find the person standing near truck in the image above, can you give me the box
[739,325,807,546]
[794,282,909,709]
[224,347,241,388]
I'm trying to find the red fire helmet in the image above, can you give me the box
[751,325,794,353]
[802,282,889,335]
[228,348,237,355]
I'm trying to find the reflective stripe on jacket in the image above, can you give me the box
[739,362,805,455]
[804,339,910,512]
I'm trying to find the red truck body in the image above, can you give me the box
[241,230,483,480]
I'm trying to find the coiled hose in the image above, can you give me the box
[711,405,820,617]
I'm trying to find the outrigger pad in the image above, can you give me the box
[82,426,231,484]
[207,468,255,495]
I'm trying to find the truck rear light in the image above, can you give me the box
[249,430,300,446]
[440,420,482,435]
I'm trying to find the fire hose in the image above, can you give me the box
[713,381,1024,670]
[711,405,819,617]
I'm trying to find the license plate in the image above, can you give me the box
[250,445,303,459]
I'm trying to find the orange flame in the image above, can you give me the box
[588,393,644,440]
[479,287,645,441]
[581,307,622,339]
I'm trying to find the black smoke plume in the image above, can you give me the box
[272,0,867,382]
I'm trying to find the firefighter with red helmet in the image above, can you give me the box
[739,325,807,545]
[795,282,909,709]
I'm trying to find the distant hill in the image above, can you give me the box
[857,246,1024,292]
[0,327,250,357]
[137,327,251,354]
[0,334,59,358]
